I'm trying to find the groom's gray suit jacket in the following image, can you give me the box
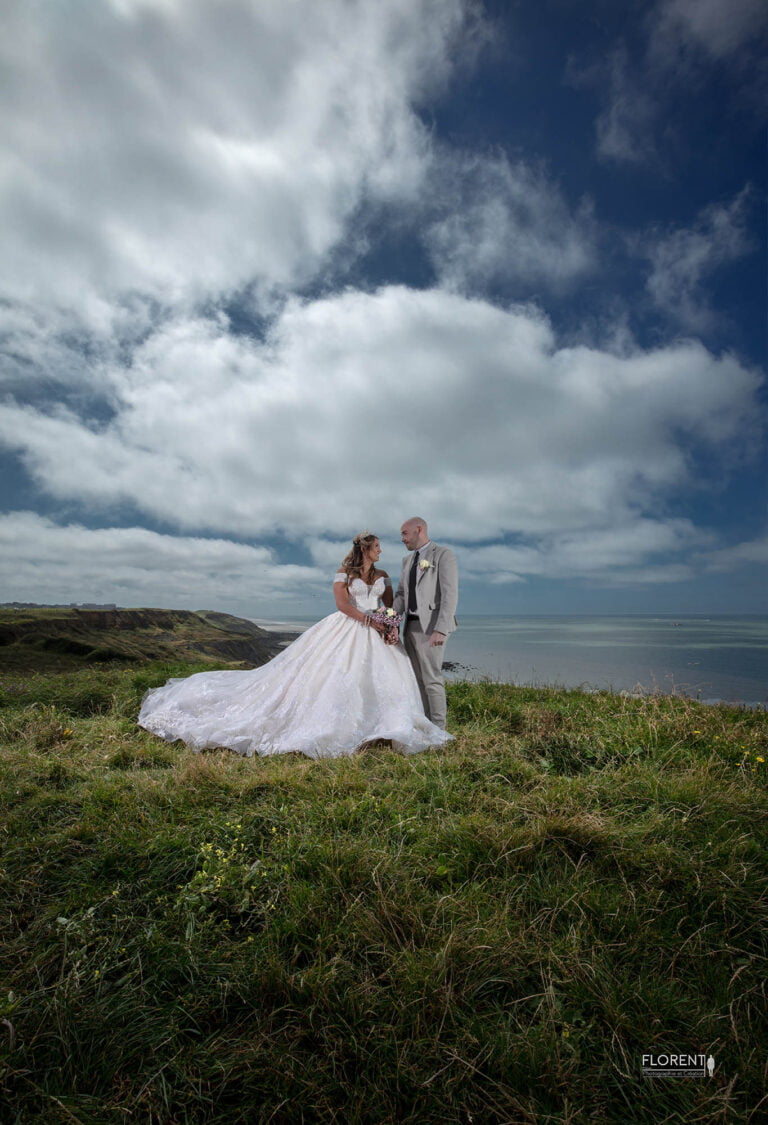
[393,541,458,636]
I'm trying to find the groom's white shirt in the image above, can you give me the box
[393,540,458,637]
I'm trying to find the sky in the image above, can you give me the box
[0,0,766,619]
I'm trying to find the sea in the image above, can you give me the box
[251,615,768,708]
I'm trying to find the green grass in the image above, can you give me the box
[1,666,766,1123]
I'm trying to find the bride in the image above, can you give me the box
[137,531,453,758]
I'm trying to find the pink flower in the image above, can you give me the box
[369,608,402,645]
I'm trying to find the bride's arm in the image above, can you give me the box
[378,571,394,609]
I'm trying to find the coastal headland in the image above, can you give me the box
[0,605,293,671]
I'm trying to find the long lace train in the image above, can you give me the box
[138,577,452,758]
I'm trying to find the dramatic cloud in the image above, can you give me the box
[0,509,724,623]
[0,0,764,612]
[0,287,760,557]
[701,535,768,573]
[594,49,657,166]
[453,520,706,586]
[0,512,324,613]
[426,151,596,291]
[652,0,768,62]
[0,0,464,322]
[590,0,767,165]
[642,189,753,329]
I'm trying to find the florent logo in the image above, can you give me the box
[642,1053,715,1078]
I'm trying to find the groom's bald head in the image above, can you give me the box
[400,517,429,550]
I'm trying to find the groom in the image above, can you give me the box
[393,517,458,730]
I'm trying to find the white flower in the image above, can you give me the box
[419,559,432,570]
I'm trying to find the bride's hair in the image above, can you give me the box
[340,530,378,584]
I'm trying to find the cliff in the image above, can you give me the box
[0,606,294,671]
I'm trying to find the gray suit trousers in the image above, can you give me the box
[404,617,447,729]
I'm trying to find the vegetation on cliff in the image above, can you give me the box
[0,657,766,1123]
[0,607,289,672]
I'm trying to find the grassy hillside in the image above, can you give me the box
[0,607,289,672]
[0,662,766,1123]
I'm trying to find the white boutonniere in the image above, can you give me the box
[419,559,432,570]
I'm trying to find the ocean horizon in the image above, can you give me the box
[252,613,768,707]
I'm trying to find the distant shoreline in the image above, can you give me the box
[249,614,767,710]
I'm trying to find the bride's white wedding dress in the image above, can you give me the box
[138,575,453,758]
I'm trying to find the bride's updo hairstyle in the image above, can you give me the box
[340,530,378,584]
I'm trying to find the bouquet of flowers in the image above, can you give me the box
[368,607,402,645]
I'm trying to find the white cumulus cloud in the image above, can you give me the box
[588,0,767,166]
[0,0,764,609]
[652,0,768,62]
[642,189,753,330]
[0,512,325,613]
[426,151,596,291]
[0,0,465,323]
[701,534,768,573]
[0,287,760,570]
[594,48,658,166]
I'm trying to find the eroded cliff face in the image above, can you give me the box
[0,607,292,668]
